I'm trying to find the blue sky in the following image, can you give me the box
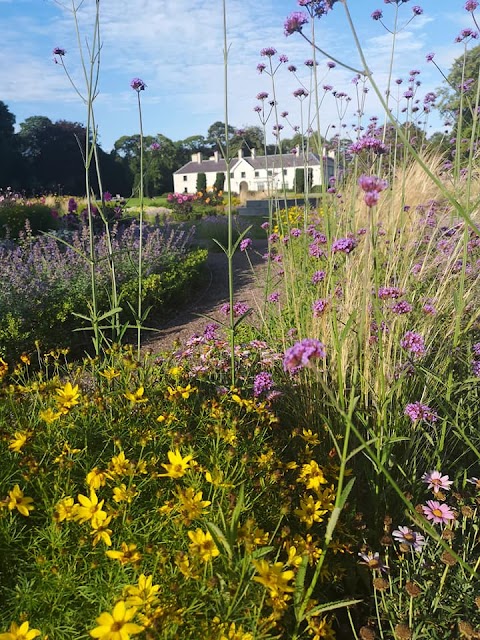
[0,0,474,151]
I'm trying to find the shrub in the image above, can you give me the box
[214,171,225,192]
[0,203,58,238]
[196,172,207,192]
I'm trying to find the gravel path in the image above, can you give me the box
[143,240,269,354]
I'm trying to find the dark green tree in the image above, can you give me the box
[0,102,23,189]
[437,44,480,146]
[206,121,235,152]
[196,173,207,192]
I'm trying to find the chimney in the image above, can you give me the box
[238,148,243,159]
[197,152,203,163]
[213,151,219,162]
[251,148,256,159]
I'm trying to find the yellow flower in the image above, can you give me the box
[109,451,134,477]
[106,542,142,566]
[175,551,200,580]
[187,529,219,563]
[297,461,328,492]
[53,496,77,522]
[20,353,31,365]
[7,485,34,516]
[99,367,121,382]
[168,366,183,377]
[39,407,62,424]
[252,559,295,598]
[0,620,41,640]
[90,515,113,547]
[75,489,107,526]
[156,413,177,425]
[294,495,328,529]
[89,600,144,640]
[176,487,211,525]
[123,386,148,405]
[113,483,138,503]
[307,615,336,640]
[124,574,160,608]
[0,357,8,379]
[219,622,254,640]
[8,432,31,453]
[167,384,197,401]
[55,381,81,412]
[300,429,321,446]
[160,449,195,479]
[86,467,112,490]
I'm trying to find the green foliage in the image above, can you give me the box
[0,203,58,238]
[294,168,305,193]
[196,172,207,193]
[214,172,225,192]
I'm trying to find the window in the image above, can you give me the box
[254,171,259,177]
[241,171,246,178]
[268,170,273,176]
[283,169,287,175]
[183,175,187,181]
[184,187,188,193]
[230,172,234,178]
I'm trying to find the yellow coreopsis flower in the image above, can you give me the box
[106,542,142,566]
[90,515,113,547]
[0,357,8,379]
[99,367,121,382]
[109,451,134,477]
[219,622,254,640]
[53,496,77,522]
[89,600,144,640]
[156,413,178,425]
[55,381,81,412]
[252,559,295,598]
[75,489,107,526]
[167,384,197,401]
[294,495,328,529]
[159,449,195,479]
[307,615,336,640]
[7,485,34,516]
[176,487,211,525]
[123,386,148,405]
[0,620,41,640]
[297,461,328,492]
[8,431,31,453]
[187,528,219,563]
[86,467,112,490]
[124,574,160,608]
[113,483,138,503]
[39,407,63,424]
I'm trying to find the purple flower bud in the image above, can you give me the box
[130,78,146,91]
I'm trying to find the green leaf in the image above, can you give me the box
[205,522,232,560]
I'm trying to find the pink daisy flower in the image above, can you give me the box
[422,500,455,525]
[421,470,453,494]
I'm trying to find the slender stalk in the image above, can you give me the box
[136,89,145,359]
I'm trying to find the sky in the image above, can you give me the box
[0,0,475,152]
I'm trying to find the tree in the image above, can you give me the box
[206,121,235,152]
[0,102,23,189]
[196,173,207,192]
[437,44,480,145]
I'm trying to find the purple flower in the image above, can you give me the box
[240,237,252,251]
[261,47,277,57]
[103,191,112,202]
[349,136,388,155]
[371,9,383,19]
[149,142,161,151]
[220,302,250,317]
[422,500,455,525]
[391,300,413,314]
[412,5,423,15]
[288,64,297,72]
[400,331,426,356]
[253,371,274,397]
[283,338,326,373]
[421,470,453,494]
[279,54,289,63]
[284,11,309,36]
[455,28,479,42]
[293,88,309,98]
[404,402,438,423]
[426,52,435,62]
[256,91,269,100]
[358,175,388,193]
[465,0,479,10]
[53,47,66,56]
[473,342,480,357]
[67,197,77,214]
[312,298,329,316]
[311,270,326,284]
[131,78,146,91]
[327,61,336,68]
[331,237,357,254]
[304,59,318,67]
[203,323,219,340]
[358,552,388,574]
[257,63,266,73]
[472,361,480,377]
[378,286,403,299]
[392,526,426,552]
[267,292,280,303]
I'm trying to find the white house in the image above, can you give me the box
[173,148,335,195]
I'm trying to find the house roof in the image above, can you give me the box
[174,152,331,175]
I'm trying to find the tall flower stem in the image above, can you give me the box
[136,88,145,360]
